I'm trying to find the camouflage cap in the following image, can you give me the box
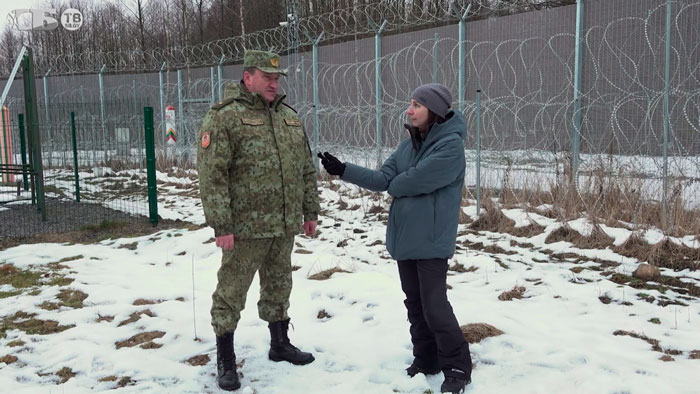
[243,50,287,76]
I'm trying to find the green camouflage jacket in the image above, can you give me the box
[197,81,319,238]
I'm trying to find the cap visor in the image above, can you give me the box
[257,67,288,76]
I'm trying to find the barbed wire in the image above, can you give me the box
[27,0,524,76]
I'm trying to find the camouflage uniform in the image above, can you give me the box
[197,51,319,336]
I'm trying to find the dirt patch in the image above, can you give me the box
[0,311,75,338]
[185,354,210,366]
[613,330,682,356]
[140,341,163,349]
[449,263,478,273]
[118,242,139,250]
[308,267,350,281]
[460,323,504,344]
[0,265,42,288]
[56,289,88,308]
[115,331,165,349]
[294,249,313,254]
[608,273,698,298]
[96,314,114,323]
[0,214,199,251]
[56,367,76,384]
[7,339,24,347]
[133,298,164,306]
[367,240,384,247]
[689,350,700,359]
[118,310,156,327]
[317,309,332,319]
[498,286,526,301]
[0,354,18,364]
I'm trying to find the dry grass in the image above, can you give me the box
[544,224,614,250]
[460,323,504,344]
[614,235,700,271]
[185,354,210,366]
[115,331,165,349]
[613,330,682,356]
[469,196,516,233]
[0,354,18,364]
[498,286,526,301]
[56,367,76,384]
[308,267,350,281]
[0,311,74,338]
[118,310,156,327]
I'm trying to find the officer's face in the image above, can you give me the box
[406,99,429,130]
[244,69,280,103]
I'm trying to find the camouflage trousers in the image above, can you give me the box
[211,236,294,336]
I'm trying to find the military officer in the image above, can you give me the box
[197,49,320,391]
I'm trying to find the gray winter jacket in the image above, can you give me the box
[341,110,466,260]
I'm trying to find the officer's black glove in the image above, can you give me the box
[317,152,345,177]
[404,123,421,151]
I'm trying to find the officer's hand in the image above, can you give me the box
[215,234,235,250]
[317,152,346,177]
[302,221,317,237]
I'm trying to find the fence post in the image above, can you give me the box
[304,32,324,169]
[572,0,584,186]
[159,62,167,148]
[70,111,80,202]
[476,89,482,217]
[433,33,439,83]
[43,68,51,167]
[218,55,225,102]
[144,107,158,225]
[99,64,108,162]
[23,48,45,221]
[457,4,472,115]
[371,20,387,168]
[177,69,183,147]
[662,0,672,230]
[210,67,216,105]
[18,114,28,190]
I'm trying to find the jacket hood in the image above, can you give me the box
[419,110,466,153]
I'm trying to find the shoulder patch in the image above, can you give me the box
[284,119,302,127]
[281,102,298,113]
[211,97,235,110]
[201,131,211,149]
[240,117,265,126]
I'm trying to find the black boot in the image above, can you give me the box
[268,319,314,365]
[406,360,441,377]
[440,368,471,394]
[216,333,241,391]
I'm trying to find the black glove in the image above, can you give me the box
[404,123,421,151]
[317,152,346,177]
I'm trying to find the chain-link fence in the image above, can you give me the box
[1,0,698,237]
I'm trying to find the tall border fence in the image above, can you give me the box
[1,0,698,236]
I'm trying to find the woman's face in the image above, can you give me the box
[406,99,429,129]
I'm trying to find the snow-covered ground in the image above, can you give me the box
[0,175,698,394]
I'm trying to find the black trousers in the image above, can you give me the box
[397,258,472,376]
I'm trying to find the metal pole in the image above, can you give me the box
[458,5,472,114]
[476,90,482,216]
[70,111,80,202]
[177,69,183,146]
[433,33,439,83]
[159,62,166,147]
[42,69,51,157]
[301,55,307,104]
[99,65,107,162]
[0,46,27,108]
[218,55,225,102]
[662,0,671,229]
[572,0,584,186]
[144,107,158,225]
[304,32,324,169]
[23,48,46,221]
[210,67,216,105]
[374,20,387,168]
[18,113,28,190]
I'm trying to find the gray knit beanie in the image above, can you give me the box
[411,83,452,118]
